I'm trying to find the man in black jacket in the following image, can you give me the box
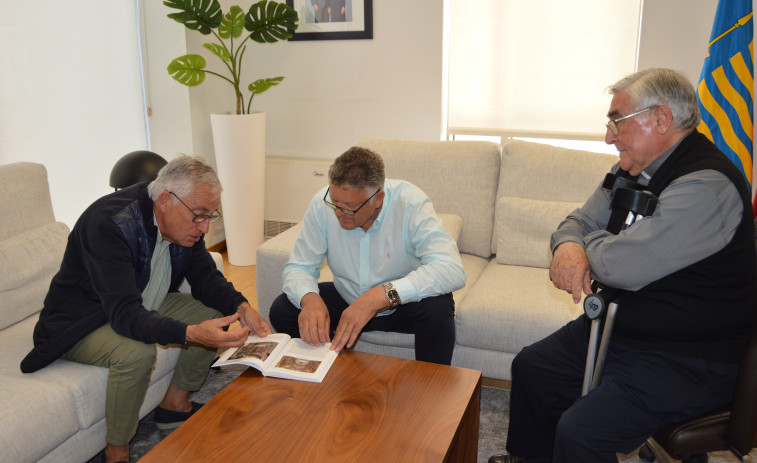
[490,68,757,462]
[21,155,271,463]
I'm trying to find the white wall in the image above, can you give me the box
[1,1,749,231]
[168,0,742,235]
[637,0,718,86]
[141,0,194,160]
[181,0,445,163]
[139,0,232,245]
[170,0,733,162]
[638,0,757,197]
[151,0,445,245]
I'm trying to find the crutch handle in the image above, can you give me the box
[613,188,658,217]
[584,287,622,320]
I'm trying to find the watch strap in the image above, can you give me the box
[383,282,401,308]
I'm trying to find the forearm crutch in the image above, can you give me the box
[581,184,658,396]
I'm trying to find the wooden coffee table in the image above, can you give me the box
[140,350,482,462]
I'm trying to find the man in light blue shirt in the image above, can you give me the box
[269,146,466,364]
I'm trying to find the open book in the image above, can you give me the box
[212,333,338,383]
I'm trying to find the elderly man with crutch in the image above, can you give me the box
[488,68,757,463]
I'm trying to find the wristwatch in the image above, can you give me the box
[383,282,402,308]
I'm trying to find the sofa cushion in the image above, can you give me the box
[0,375,80,463]
[0,314,182,430]
[437,213,463,244]
[0,221,69,330]
[496,197,582,268]
[360,138,501,258]
[492,140,618,254]
[455,260,583,354]
[0,162,57,242]
[352,253,490,349]
[0,314,39,374]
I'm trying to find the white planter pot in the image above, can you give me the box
[210,112,266,266]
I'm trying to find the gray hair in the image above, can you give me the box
[328,146,385,191]
[147,154,222,201]
[609,68,700,131]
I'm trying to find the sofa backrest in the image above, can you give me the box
[0,162,57,241]
[492,140,618,267]
[359,138,501,258]
[0,162,69,330]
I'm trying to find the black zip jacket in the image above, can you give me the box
[20,183,245,373]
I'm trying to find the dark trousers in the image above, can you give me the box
[269,282,456,365]
[506,315,740,463]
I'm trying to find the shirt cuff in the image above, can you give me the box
[391,278,415,305]
[289,283,319,309]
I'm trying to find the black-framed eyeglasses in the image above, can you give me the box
[323,187,381,216]
[170,192,222,224]
[606,106,658,135]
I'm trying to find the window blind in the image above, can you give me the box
[0,0,148,226]
[448,0,642,137]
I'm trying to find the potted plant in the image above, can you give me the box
[164,0,299,266]
[164,0,299,115]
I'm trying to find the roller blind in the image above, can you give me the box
[448,0,642,137]
[0,0,148,226]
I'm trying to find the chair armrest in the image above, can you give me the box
[725,329,757,454]
[256,224,302,323]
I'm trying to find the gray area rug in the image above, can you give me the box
[93,365,752,462]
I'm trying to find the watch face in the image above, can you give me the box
[384,283,399,307]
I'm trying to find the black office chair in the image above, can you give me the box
[109,150,167,190]
[637,327,757,462]
[637,218,757,463]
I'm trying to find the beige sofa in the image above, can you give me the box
[256,138,618,381]
[0,162,223,463]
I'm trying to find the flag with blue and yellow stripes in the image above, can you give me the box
[696,0,754,215]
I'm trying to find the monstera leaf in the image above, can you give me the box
[219,5,246,39]
[203,43,231,63]
[164,0,299,114]
[245,1,298,43]
[248,77,285,95]
[164,0,223,35]
[167,54,208,86]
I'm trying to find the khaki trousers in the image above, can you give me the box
[62,293,222,446]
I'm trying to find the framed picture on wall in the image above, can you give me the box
[286,0,373,41]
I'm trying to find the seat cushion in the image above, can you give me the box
[456,260,583,353]
[0,318,105,429]
[0,375,80,463]
[0,314,182,430]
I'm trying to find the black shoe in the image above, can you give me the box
[488,455,539,463]
[154,401,203,430]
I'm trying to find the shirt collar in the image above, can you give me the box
[638,138,685,186]
[153,213,170,246]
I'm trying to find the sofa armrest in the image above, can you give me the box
[177,251,225,293]
[210,251,224,275]
[256,223,302,323]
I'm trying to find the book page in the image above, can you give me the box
[266,338,339,382]
[212,333,292,371]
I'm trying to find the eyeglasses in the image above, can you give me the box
[323,187,381,216]
[606,106,658,135]
[170,192,222,224]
